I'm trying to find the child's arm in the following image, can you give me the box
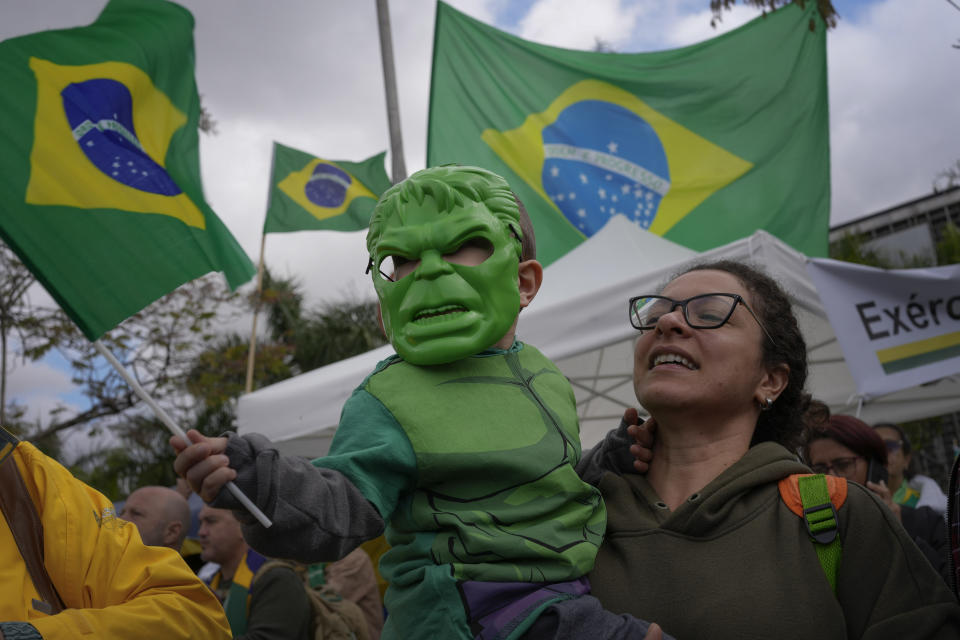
[172,388,417,563]
[172,429,386,562]
[218,432,386,563]
[576,408,655,484]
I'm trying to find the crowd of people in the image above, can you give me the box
[3,165,960,639]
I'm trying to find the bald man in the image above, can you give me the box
[121,485,192,550]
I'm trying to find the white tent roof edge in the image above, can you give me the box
[237,225,960,458]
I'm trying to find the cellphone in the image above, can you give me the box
[866,458,889,485]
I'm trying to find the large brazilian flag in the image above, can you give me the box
[0,0,255,341]
[263,142,392,234]
[428,1,830,265]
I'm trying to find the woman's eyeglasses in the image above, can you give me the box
[628,293,777,345]
[810,456,861,477]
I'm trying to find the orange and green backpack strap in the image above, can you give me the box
[778,473,847,593]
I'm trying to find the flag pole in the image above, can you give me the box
[244,231,267,394]
[93,340,272,528]
[376,0,407,183]
[245,142,278,394]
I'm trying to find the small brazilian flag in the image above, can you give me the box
[0,0,255,341]
[428,1,829,265]
[263,142,392,234]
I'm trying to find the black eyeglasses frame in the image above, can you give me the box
[628,292,777,346]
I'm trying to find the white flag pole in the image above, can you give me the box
[93,340,272,528]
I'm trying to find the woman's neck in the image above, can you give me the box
[646,413,755,511]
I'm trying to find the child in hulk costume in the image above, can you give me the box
[177,166,664,640]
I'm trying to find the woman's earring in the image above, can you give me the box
[760,397,774,412]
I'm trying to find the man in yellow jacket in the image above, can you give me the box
[0,428,231,640]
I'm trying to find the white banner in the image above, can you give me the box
[805,258,960,399]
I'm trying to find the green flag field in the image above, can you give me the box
[0,0,255,340]
[428,1,830,265]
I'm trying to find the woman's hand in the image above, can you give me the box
[623,407,657,473]
[866,479,902,522]
[644,622,664,640]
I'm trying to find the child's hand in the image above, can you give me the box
[625,410,657,474]
[644,622,664,640]
[171,429,235,503]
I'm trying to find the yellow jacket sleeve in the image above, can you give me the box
[1,442,230,639]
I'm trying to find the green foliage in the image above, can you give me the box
[831,222,960,268]
[290,299,386,373]
[186,334,292,408]
[19,273,244,443]
[69,416,179,501]
[709,0,838,29]
[829,232,889,267]
[247,269,385,378]
[934,160,960,191]
[3,405,63,460]
[936,222,960,265]
[257,267,304,344]
[0,243,37,426]
[68,404,241,502]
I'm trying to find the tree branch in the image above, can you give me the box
[26,393,137,441]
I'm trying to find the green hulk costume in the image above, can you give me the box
[328,165,606,638]
[318,342,605,638]
[219,166,661,640]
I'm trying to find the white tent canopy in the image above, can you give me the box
[238,216,960,458]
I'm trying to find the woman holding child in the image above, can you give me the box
[582,261,960,638]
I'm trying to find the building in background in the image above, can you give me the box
[828,185,960,488]
[830,186,960,267]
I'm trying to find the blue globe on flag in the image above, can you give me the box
[61,78,182,196]
[541,100,670,235]
[304,163,352,208]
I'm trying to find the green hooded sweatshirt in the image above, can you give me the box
[588,441,960,639]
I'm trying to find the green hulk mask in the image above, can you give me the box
[367,166,524,365]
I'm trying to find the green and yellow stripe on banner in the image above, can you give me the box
[877,330,960,374]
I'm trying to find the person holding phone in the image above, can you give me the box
[874,422,948,516]
[803,409,950,583]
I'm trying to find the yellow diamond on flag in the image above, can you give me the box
[26,57,205,229]
[482,79,753,236]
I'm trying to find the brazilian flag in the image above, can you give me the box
[428,2,829,265]
[0,0,255,341]
[264,143,392,234]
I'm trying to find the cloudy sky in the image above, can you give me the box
[2,0,958,428]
